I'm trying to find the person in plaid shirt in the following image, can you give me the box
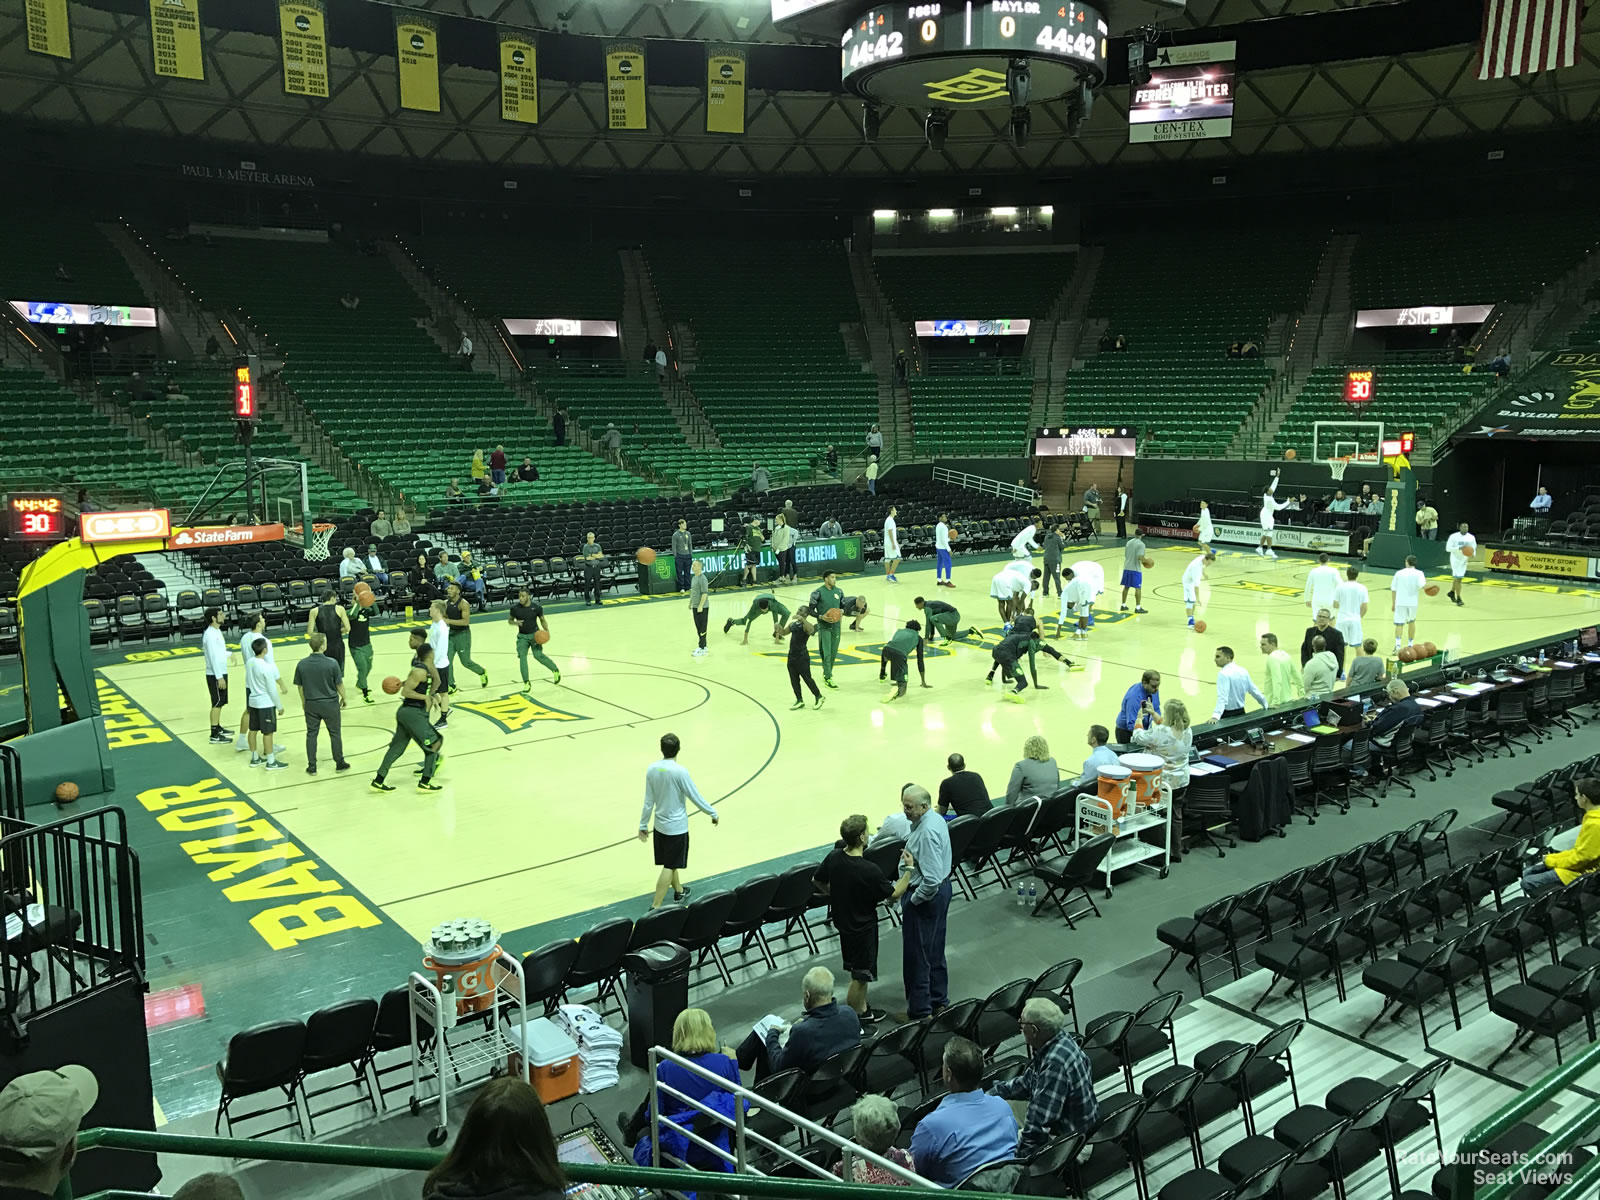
[989,997,1097,1155]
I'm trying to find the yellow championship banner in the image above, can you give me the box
[395,14,440,113]
[278,0,328,98]
[499,31,537,124]
[705,45,746,135]
[150,0,204,81]
[24,0,71,60]
[605,41,646,130]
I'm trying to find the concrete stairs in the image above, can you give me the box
[384,240,512,381]
[1482,245,1600,359]
[1045,245,1108,426]
[847,253,914,458]
[1284,231,1357,385]
[99,221,242,360]
[627,249,681,369]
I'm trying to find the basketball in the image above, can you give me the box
[1284,448,1297,460]
[636,546,657,565]
[822,607,843,624]
[382,675,403,694]
[54,781,79,804]
[357,588,378,608]
[1464,545,1476,557]
[1424,584,1440,596]
[1423,641,1438,657]
[1398,646,1418,663]
[950,529,960,540]
[1141,556,1154,569]
[533,629,551,645]
[1194,619,1207,634]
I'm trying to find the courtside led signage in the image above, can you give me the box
[81,509,172,545]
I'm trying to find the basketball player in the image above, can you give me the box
[1182,551,1215,628]
[1010,519,1040,560]
[883,506,901,583]
[878,620,928,700]
[725,594,791,644]
[1303,552,1341,615]
[371,641,444,793]
[784,607,824,710]
[812,570,847,689]
[347,591,375,704]
[914,595,973,645]
[244,634,286,770]
[202,607,230,743]
[427,601,452,728]
[307,586,349,674]
[639,732,718,908]
[1445,522,1476,607]
[933,513,953,587]
[1332,566,1369,653]
[1041,524,1065,597]
[509,585,560,690]
[991,629,1067,701]
[738,520,763,587]
[1258,471,1291,558]
[443,582,488,690]
[233,612,272,751]
[1057,566,1094,639]
[989,561,1036,626]
[1196,500,1214,552]
[1390,554,1427,652]
[1067,558,1105,627]
[1119,533,1148,612]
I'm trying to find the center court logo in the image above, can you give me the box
[452,694,590,733]
[925,68,1009,104]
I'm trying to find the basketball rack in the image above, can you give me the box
[286,521,337,561]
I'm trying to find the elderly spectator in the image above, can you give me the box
[1259,633,1301,708]
[1130,698,1193,798]
[836,1095,914,1185]
[655,347,668,379]
[750,463,770,494]
[990,998,1097,1156]
[1008,735,1060,804]
[363,544,389,586]
[890,783,953,1020]
[457,549,485,607]
[910,1037,1019,1187]
[517,457,540,483]
[0,1066,99,1200]
[817,816,894,1023]
[604,423,622,465]
[1368,678,1422,751]
[369,509,393,540]
[445,478,466,504]
[938,753,991,818]
[1115,669,1160,743]
[868,806,911,848]
[736,966,860,1080]
[175,1173,245,1200]
[1531,486,1553,516]
[1076,726,1120,785]
[338,546,364,580]
[617,1009,741,1172]
[1302,635,1339,700]
[865,457,879,496]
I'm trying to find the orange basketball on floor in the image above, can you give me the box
[533,629,551,644]
[1284,448,1297,460]
[1194,619,1207,634]
[54,781,79,804]
[1424,584,1440,596]
[382,675,403,694]
[636,546,657,565]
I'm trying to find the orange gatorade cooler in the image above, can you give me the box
[425,919,501,1017]
[1096,764,1132,820]
[502,1015,581,1104]
[1119,752,1165,807]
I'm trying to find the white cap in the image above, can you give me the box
[0,1065,98,1162]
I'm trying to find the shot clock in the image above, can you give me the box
[6,493,68,542]
[1344,370,1376,407]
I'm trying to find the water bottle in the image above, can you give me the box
[1027,881,1037,904]
[1016,883,1025,907]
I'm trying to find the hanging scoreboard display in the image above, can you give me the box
[1128,39,1235,144]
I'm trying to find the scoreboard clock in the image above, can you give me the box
[1033,426,1137,456]
[6,493,67,542]
[1344,370,1375,406]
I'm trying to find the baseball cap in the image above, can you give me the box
[0,1066,98,1162]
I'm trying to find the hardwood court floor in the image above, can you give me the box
[101,542,1600,944]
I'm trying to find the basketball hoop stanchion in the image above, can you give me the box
[288,522,337,562]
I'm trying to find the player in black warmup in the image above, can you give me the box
[914,595,978,645]
[307,586,349,673]
[784,606,825,710]
[991,628,1068,700]
[372,639,445,792]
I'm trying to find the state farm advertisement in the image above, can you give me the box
[169,523,287,548]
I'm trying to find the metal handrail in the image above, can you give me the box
[933,465,1040,505]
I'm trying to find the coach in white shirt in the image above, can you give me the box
[1444,522,1476,608]
[1212,645,1267,721]
[1303,553,1341,614]
[1390,554,1428,652]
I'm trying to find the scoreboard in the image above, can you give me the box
[1344,370,1375,406]
[6,493,67,542]
[1033,426,1137,457]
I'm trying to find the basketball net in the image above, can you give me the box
[1326,457,1351,481]
[290,522,337,561]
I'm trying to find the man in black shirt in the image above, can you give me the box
[308,585,349,672]
[815,814,893,1023]
[1299,610,1347,676]
[915,595,973,645]
[938,754,992,818]
[509,586,560,689]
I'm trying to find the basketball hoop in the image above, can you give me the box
[1326,456,1352,481]
[287,522,337,561]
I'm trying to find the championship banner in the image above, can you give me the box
[150,0,204,81]
[499,31,538,124]
[278,0,329,98]
[705,45,747,135]
[605,41,647,130]
[1129,39,1235,144]
[1460,348,1600,441]
[395,13,440,113]
[25,0,71,59]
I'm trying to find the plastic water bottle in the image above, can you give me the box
[1027,881,1037,904]
[1016,883,1025,906]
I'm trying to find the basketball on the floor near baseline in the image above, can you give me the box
[1284,448,1297,460]
[54,781,79,804]
[1194,620,1207,633]
[533,629,551,645]
[636,546,657,565]
[382,675,403,694]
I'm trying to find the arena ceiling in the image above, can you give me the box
[0,0,1594,179]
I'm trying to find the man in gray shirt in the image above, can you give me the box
[671,519,694,592]
[1120,535,1148,614]
[580,532,606,606]
[294,632,348,775]
[604,423,622,464]
[1041,525,1065,597]
[819,517,843,538]
[688,560,711,657]
[751,463,770,494]
[889,784,953,1019]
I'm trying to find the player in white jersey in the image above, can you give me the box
[1444,522,1476,607]
[883,506,901,583]
[1257,472,1292,558]
[1057,566,1095,639]
[1195,500,1214,551]
[990,560,1038,627]
[233,611,274,752]
[1331,565,1369,651]
[1182,551,1215,628]
[1303,552,1341,615]
[1010,522,1039,560]
[1066,558,1105,629]
[933,513,953,587]
[428,600,453,729]
[1390,555,1428,651]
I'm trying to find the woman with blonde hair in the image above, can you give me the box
[618,1008,743,1174]
[1006,734,1059,805]
[423,1076,566,1200]
[470,449,487,481]
[1132,697,1193,798]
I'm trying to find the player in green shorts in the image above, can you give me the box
[372,640,445,792]
[509,586,560,689]
[811,570,846,687]
[913,595,977,645]
[724,594,791,645]
[443,582,488,690]
[347,595,375,703]
[878,620,929,701]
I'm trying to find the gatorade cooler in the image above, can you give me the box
[1119,753,1165,807]
[1096,764,1132,818]
[502,1015,581,1104]
[424,918,501,1017]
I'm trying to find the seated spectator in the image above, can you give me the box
[1241,340,1260,358]
[445,478,466,504]
[423,1077,566,1200]
[735,966,860,1081]
[517,457,540,483]
[1227,341,1242,358]
[338,292,360,311]
[369,509,393,540]
[989,997,1097,1156]
[407,553,433,600]
[1521,777,1600,895]
[868,806,911,848]
[816,816,894,1022]
[910,1037,1019,1187]
[338,546,364,580]
[174,1173,244,1200]
[1364,496,1385,517]
[1326,490,1352,513]
[1075,726,1119,785]
[1130,698,1193,799]
[364,544,390,586]
[1113,332,1129,352]
[434,551,457,586]
[1368,678,1422,751]
[1302,635,1339,700]
[391,508,413,536]
[835,1095,914,1185]
[1008,735,1060,804]
[0,1066,99,1200]
[457,550,486,605]
[617,1009,741,1172]
[1097,329,1114,353]
[476,478,498,499]
[938,753,991,818]
[55,262,72,281]
[820,516,843,538]
[1344,639,1386,691]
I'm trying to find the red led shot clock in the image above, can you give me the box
[6,493,67,542]
[1344,370,1375,406]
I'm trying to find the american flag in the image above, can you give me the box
[1477,0,1583,80]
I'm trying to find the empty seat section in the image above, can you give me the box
[406,235,623,321]
[1269,364,1496,458]
[1351,217,1600,310]
[0,206,146,305]
[873,253,1073,323]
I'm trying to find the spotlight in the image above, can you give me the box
[1065,82,1094,137]
[925,108,950,151]
[1006,58,1031,107]
[1010,105,1031,149]
[1128,40,1152,87]
[862,103,881,144]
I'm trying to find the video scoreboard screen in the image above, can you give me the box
[1033,426,1136,457]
